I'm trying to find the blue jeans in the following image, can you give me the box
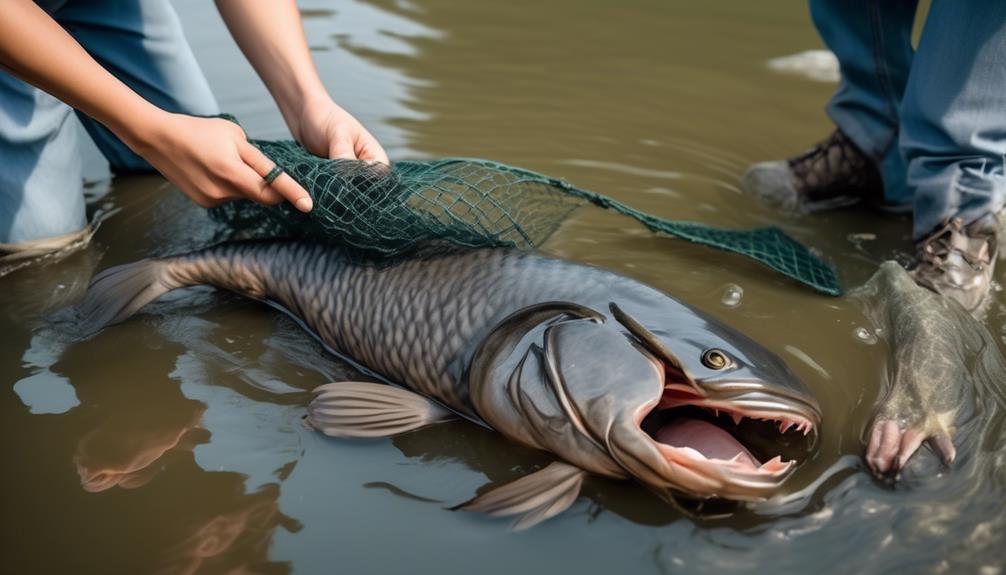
[0,0,218,244]
[811,0,1006,240]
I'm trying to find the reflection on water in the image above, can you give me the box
[2,1,1006,574]
[73,396,206,493]
[154,484,300,575]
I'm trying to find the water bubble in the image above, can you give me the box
[854,326,878,344]
[720,284,743,308]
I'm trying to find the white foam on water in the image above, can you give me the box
[767,50,840,83]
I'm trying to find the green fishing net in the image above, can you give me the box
[208,137,841,296]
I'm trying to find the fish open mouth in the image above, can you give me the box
[640,368,819,482]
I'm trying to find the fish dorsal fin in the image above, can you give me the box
[460,461,586,530]
[306,381,455,438]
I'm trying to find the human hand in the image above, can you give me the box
[130,112,313,212]
[291,95,389,164]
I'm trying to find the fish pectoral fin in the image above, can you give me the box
[305,381,455,438]
[460,461,586,530]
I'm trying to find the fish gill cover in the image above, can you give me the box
[207,118,841,296]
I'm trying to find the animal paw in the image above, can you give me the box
[865,418,956,477]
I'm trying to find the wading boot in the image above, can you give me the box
[911,213,1001,313]
[742,129,884,212]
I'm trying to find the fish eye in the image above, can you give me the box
[701,349,731,370]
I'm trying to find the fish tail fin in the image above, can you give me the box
[77,258,184,334]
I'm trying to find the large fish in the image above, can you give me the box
[77,241,821,528]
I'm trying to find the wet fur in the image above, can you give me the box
[852,262,1005,475]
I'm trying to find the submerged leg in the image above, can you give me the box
[742,0,918,210]
[0,70,88,247]
[901,1,1006,312]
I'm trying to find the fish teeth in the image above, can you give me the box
[759,455,784,470]
[732,412,744,425]
[779,420,793,434]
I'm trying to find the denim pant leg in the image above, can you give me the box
[52,0,219,172]
[0,73,86,243]
[0,0,220,244]
[810,0,919,205]
[900,1,1006,240]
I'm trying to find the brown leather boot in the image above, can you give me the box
[911,213,1001,313]
[742,130,885,212]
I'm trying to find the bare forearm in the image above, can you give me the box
[214,0,328,128]
[0,0,163,146]
[0,0,313,212]
[214,0,387,163]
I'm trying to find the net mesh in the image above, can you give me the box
[209,137,841,295]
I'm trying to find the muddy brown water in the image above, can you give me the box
[2,1,1004,573]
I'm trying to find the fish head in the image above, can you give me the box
[470,296,820,502]
[593,300,822,501]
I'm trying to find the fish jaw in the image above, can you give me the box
[599,301,822,500]
[606,366,821,501]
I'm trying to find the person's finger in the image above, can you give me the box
[268,170,312,212]
[356,130,390,165]
[239,142,312,212]
[230,163,284,205]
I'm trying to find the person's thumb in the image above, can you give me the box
[327,125,356,161]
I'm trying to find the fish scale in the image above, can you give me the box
[160,243,605,414]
